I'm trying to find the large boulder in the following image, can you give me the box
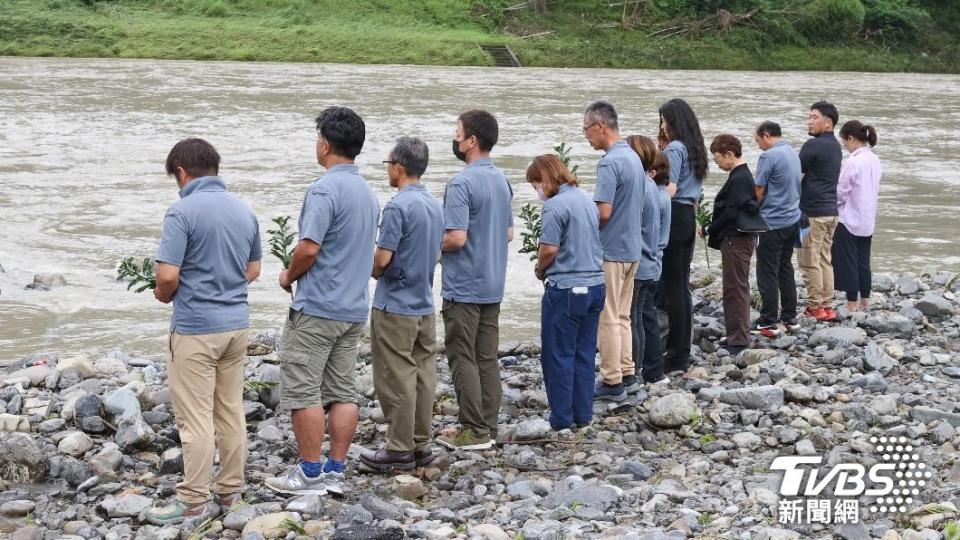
[648,392,698,428]
[717,386,785,411]
[808,327,867,348]
[860,312,916,337]
[242,512,303,539]
[99,494,152,518]
[115,417,156,453]
[0,432,46,483]
[915,293,954,317]
[58,431,95,458]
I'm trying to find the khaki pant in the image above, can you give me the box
[442,300,501,439]
[168,329,248,504]
[599,261,638,385]
[370,309,437,452]
[797,216,838,309]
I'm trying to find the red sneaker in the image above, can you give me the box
[803,307,823,319]
[819,308,838,321]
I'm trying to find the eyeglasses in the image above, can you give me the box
[382,160,405,167]
[582,120,600,133]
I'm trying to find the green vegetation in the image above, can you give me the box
[267,215,295,270]
[1,0,958,72]
[117,257,157,292]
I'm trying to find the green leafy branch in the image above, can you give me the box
[117,257,157,292]
[267,215,295,269]
[519,143,579,261]
[695,192,713,269]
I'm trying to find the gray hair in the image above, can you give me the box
[390,136,429,178]
[584,100,619,131]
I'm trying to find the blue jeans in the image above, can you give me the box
[540,283,605,429]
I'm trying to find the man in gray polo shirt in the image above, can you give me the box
[582,100,645,402]
[362,137,443,471]
[146,138,261,525]
[266,107,379,495]
[439,109,513,451]
[753,121,802,338]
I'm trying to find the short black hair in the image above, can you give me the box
[316,106,365,159]
[458,110,498,152]
[756,121,782,138]
[584,100,619,131]
[811,101,839,128]
[390,137,429,178]
[165,138,220,178]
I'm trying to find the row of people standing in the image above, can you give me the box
[706,101,883,354]
[142,99,881,525]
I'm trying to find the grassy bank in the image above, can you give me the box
[1,0,958,72]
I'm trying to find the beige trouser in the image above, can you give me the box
[599,261,638,385]
[797,216,838,309]
[370,309,437,453]
[168,329,248,504]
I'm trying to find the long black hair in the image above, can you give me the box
[839,120,878,147]
[659,98,708,182]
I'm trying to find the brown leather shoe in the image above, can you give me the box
[360,447,415,471]
[214,492,244,511]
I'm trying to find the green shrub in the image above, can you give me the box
[800,0,866,42]
[861,0,929,44]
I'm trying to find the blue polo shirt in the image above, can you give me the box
[441,157,513,304]
[373,183,444,316]
[664,140,703,205]
[155,176,261,335]
[539,184,604,289]
[754,139,802,230]
[636,177,671,281]
[592,139,645,262]
[293,164,379,323]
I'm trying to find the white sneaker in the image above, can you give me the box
[318,470,345,495]
[651,376,670,386]
[264,464,329,495]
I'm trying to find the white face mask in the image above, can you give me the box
[536,185,548,201]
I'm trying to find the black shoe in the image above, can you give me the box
[622,374,640,394]
[663,358,690,374]
[360,448,415,471]
[413,448,436,467]
[593,381,627,402]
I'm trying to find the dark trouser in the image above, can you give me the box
[442,300,501,439]
[832,223,872,302]
[630,279,665,383]
[540,283,605,429]
[756,221,800,325]
[721,233,757,347]
[662,202,695,362]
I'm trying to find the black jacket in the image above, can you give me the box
[707,163,764,250]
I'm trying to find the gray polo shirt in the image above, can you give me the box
[664,140,703,206]
[593,139,645,262]
[292,163,379,323]
[754,139,802,230]
[441,157,513,304]
[539,184,604,289]
[636,177,671,281]
[155,176,261,335]
[373,183,444,317]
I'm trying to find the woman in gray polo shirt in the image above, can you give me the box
[527,154,606,430]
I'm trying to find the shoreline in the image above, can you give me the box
[1,267,959,538]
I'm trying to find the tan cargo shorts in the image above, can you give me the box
[278,308,364,410]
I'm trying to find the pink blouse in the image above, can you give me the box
[837,147,882,237]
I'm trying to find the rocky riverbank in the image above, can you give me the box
[1,268,959,540]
